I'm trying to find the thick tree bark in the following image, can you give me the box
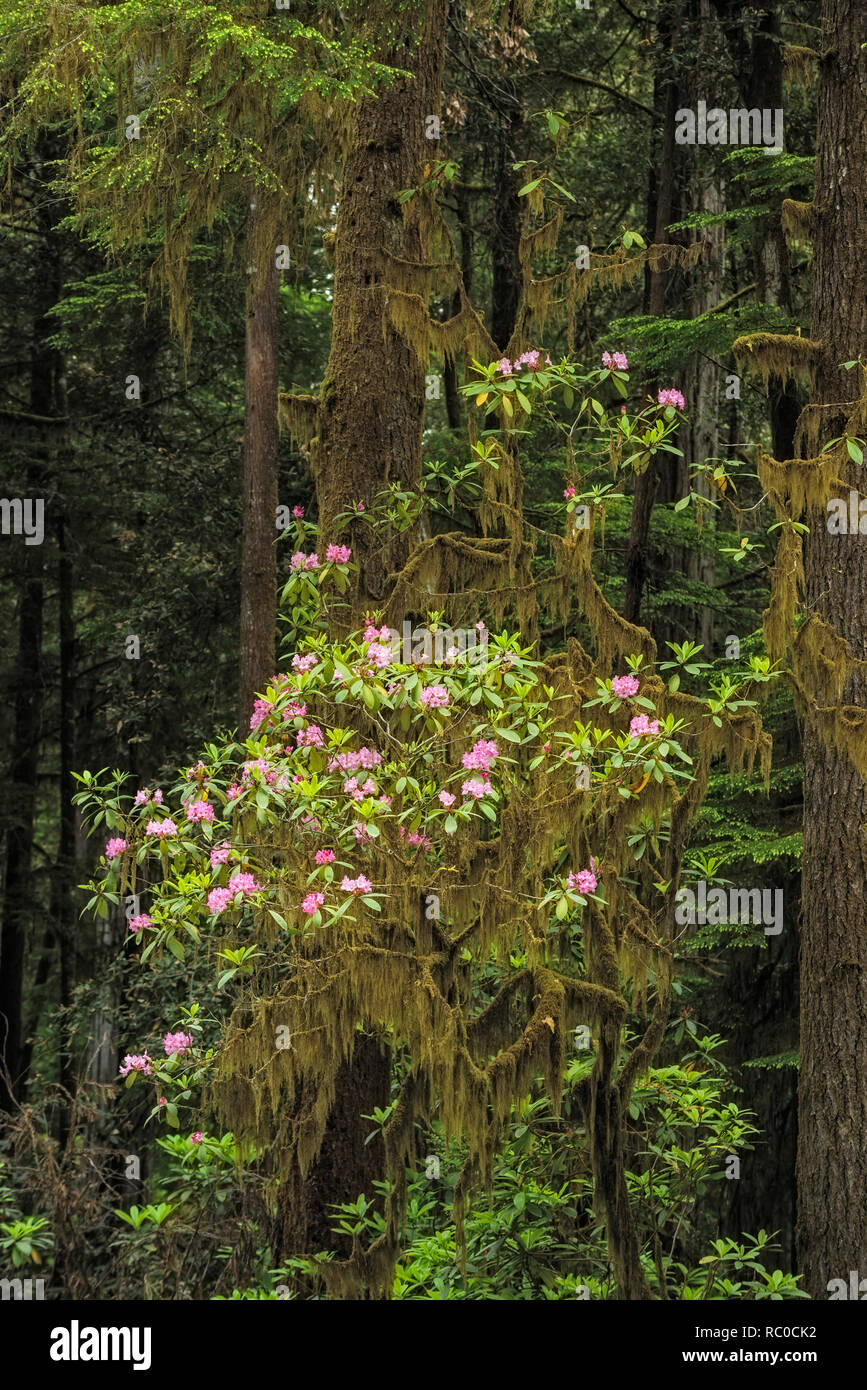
[279,0,447,1271]
[315,0,447,604]
[238,195,279,733]
[747,3,801,462]
[797,0,867,1299]
[624,2,680,627]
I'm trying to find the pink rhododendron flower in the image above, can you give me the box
[210,842,231,867]
[282,701,307,722]
[657,388,685,410]
[461,778,489,800]
[495,357,513,375]
[105,837,127,860]
[516,349,541,371]
[352,824,374,844]
[250,698,272,731]
[612,675,640,698]
[326,543,352,563]
[226,783,243,800]
[302,891,325,916]
[399,827,433,851]
[315,849,336,865]
[421,685,450,709]
[128,914,153,933]
[438,790,456,807]
[296,723,324,748]
[292,505,305,519]
[135,789,151,805]
[290,551,320,571]
[190,1132,204,1144]
[187,800,215,823]
[462,739,499,774]
[119,1053,152,1078]
[292,651,318,673]
[208,887,234,914]
[367,642,393,669]
[228,872,263,896]
[146,818,178,838]
[340,874,373,896]
[164,1031,193,1056]
[567,868,598,895]
[602,351,628,371]
[563,485,576,499]
[629,714,660,738]
[329,747,382,774]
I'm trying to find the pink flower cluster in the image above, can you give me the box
[187,800,215,824]
[462,739,498,775]
[191,1131,204,1145]
[462,778,489,800]
[329,747,382,774]
[208,872,262,915]
[629,714,660,738]
[438,790,456,808]
[296,724,324,749]
[135,788,163,806]
[119,1053,152,1078]
[164,1031,193,1056]
[242,758,277,787]
[105,837,127,860]
[657,388,685,410]
[421,684,450,709]
[302,891,325,916]
[292,505,305,519]
[292,652,319,673]
[563,485,576,499]
[146,818,178,838]
[210,842,232,867]
[612,674,640,698]
[567,868,598,895]
[341,874,373,896]
[344,776,377,801]
[290,551,320,571]
[400,826,433,851]
[315,849,336,865]
[128,914,154,933]
[602,351,628,370]
[496,349,552,375]
[326,543,352,564]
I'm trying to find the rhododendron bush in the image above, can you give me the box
[73,355,773,1299]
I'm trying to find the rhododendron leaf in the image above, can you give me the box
[361,897,381,911]
[167,937,186,962]
[479,802,497,822]
[499,727,521,743]
[555,895,569,921]
[444,815,457,835]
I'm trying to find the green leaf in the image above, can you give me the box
[167,937,186,962]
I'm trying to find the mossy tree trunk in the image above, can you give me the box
[238,193,279,733]
[314,0,447,605]
[797,0,867,1299]
[279,0,447,1273]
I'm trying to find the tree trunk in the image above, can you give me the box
[238,195,279,733]
[314,0,447,604]
[0,162,60,1109]
[278,0,447,1272]
[747,3,801,462]
[624,2,680,627]
[797,0,867,1299]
